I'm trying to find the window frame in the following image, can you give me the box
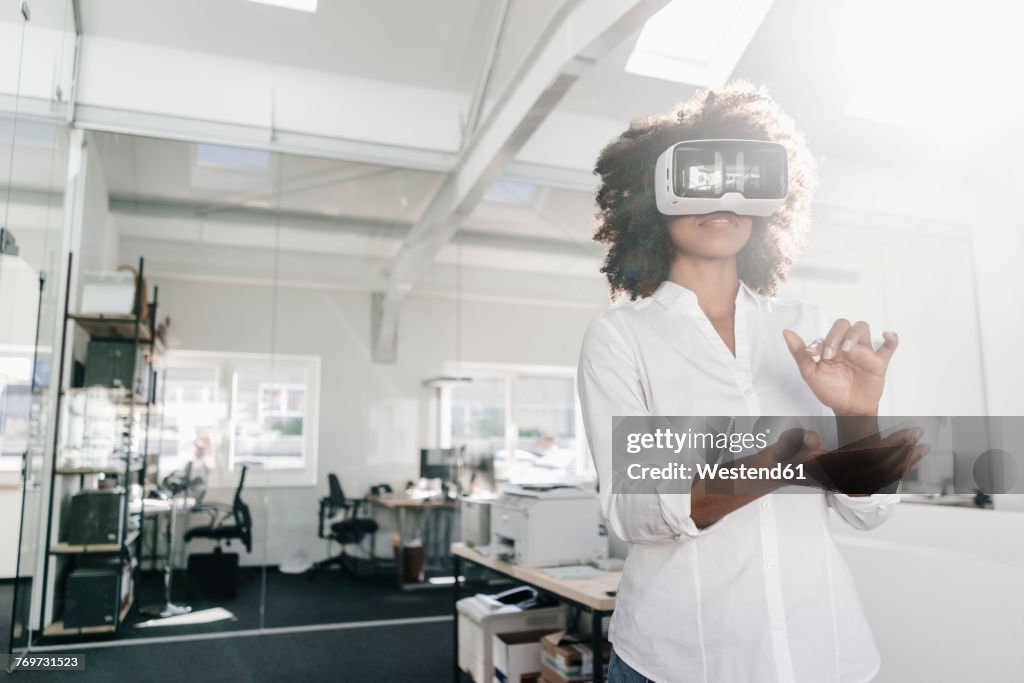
[159,350,320,488]
[439,361,593,481]
[0,345,37,472]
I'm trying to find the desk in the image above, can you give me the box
[368,494,457,589]
[132,496,195,571]
[139,493,196,618]
[451,542,619,683]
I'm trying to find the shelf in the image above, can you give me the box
[43,620,116,637]
[55,463,143,475]
[41,598,133,638]
[62,386,153,407]
[55,463,142,475]
[49,528,140,555]
[69,313,152,342]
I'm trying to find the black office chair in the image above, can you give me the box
[185,465,253,553]
[311,474,378,577]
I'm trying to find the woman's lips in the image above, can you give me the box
[698,212,739,227]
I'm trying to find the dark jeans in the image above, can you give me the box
[609,649,652,683]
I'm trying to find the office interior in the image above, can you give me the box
[0,0,1022,681]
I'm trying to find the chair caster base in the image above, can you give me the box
[139,602,192,619]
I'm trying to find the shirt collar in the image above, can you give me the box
[651,279,755,310]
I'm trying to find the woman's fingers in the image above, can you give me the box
[840,321,871,353]
[782,329,817,379]
[875,330,899,365]
[821,319,851,361]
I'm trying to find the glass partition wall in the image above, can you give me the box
[2,0,75,660]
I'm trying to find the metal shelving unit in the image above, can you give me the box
[37,254,161,639]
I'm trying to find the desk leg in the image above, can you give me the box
[592,610,604,683]
[396,507,405,588]
[452,554,461,683]
[370,522,378,576]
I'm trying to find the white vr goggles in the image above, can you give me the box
[654,139,788,217]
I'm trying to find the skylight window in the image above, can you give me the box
[625,0,776,87]
[246,0,318,13]
[196,144,271,172]
[484,180,537,205]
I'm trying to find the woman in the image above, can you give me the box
[577,82,926,683]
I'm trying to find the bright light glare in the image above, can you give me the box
[427,576,459,585]
[625,0,776,87]
[841,0,1024,129]
[246,0,318,13]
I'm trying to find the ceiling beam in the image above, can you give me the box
[372,0,669,362]
[107,193,603,259]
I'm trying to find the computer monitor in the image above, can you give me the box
[419,447,495,495]
[420,447,461,482]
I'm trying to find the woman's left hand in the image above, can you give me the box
[782,320,898,417]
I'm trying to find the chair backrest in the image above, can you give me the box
[232,465,252,553]
[233,465,248,506]
[327,473,346,507]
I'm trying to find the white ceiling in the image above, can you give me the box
[4,0,1013,294]
[95,134,443,223]
[78,0,565,95]
[94,132,598,241]
[94,130,602,286]
[67,0,989,168]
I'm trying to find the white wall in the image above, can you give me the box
[0,487,22,577]
[152,276,604,567]
[831,504,1024,683]
[75,132,118,275]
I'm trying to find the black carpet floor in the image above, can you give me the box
[34,565,456,644]
[3,566,491,681]
[9,620,466,682]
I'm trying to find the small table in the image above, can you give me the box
[368,494,457,589]
[451,542,620,683]
[137,494,197,619]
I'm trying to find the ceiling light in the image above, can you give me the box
[625,0,776,87]
[840,0,1024,129]
[484,180,537,205]
[196,144,270,172]
[246,0,318,13]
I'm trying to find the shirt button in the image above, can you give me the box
[761,501,770,509]
[742,387,754,397]
[766,560,776,569]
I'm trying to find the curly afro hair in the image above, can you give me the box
[593,80,817,300]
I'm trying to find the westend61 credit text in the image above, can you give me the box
[627,461,808,481]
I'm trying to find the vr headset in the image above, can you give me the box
[654,139,788,217]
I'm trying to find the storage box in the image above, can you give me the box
[64,566,121,628]
[79,271,138,315]
[539,631,610,683]
[187,551,240,600]
[67,489,125,546]
[492,629,554,683]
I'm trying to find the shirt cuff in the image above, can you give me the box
[831,492,900,509]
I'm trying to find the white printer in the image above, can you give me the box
[456,587,565,683]
[491,484,607,568]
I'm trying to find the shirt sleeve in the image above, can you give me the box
[827,491,900,530]
[577,315,708,545]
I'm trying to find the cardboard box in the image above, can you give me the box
[539,631,610,683]
[492,629,556,683]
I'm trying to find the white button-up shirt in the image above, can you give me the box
[578,280,899,683]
